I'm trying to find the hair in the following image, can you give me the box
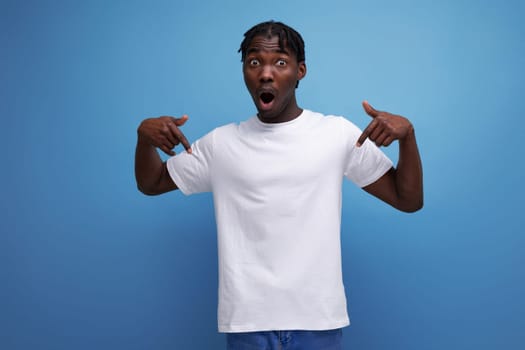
[238,20,305,63]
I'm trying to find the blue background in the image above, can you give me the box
[2,0,524,349]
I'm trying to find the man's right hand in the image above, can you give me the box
[137,115,192,156]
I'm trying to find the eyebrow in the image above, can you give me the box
[246,47,290,55]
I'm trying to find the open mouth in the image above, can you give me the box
[260,92,275,105]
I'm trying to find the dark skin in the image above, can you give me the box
[242,35,306,123]
[359,100,423,212]
[135,35,423,212]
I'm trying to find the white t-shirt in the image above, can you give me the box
[167,109,393,332]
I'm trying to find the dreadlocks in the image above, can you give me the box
[238,21,305,63]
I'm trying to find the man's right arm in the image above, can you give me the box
[134,115,192,195]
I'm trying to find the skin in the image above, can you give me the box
[134,34,423,212]
[359,101,423,212]
[134,115,189,194]
[242,35,306,123]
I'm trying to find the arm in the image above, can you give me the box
[134,115,192,195]
[357,101,423,212]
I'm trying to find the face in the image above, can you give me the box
[243,35,306,123]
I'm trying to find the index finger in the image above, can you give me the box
[356,120,376,147]
[168,123,192,153]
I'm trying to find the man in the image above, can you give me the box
[135,21,423,350]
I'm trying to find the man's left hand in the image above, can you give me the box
[356,101,414,147]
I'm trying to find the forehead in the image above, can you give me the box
[246,35,292,56]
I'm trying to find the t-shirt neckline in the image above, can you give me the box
[253,109,309,130]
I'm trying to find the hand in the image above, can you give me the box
[137,115,192,156]
[357,101,413,147]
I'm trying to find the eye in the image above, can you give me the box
[276,59,287,66]
[248,58,260,66]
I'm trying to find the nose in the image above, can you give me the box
[259,64,274,83]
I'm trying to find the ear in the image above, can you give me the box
[297,61,307,81]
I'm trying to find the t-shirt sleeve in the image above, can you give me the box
[341,119,393,188]
[166,129,214,195]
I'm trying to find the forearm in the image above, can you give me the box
[394,127,423,212]
[134,137,177,195]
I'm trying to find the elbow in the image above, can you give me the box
[398,198,424,213]
[136,176,177,196]
[401,203,423,213]
[136,182,162,196]
[135,162,177,196]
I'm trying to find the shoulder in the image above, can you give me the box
[199,121,241,141]
[193,115,260,144]
[304,109,362,136]
[211,122,239,136]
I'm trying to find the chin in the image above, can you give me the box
[257,110,279,121]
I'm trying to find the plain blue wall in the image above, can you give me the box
[2,0,524,349]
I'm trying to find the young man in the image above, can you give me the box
[135,21,423,350]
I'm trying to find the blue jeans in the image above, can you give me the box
[226,328,343,350]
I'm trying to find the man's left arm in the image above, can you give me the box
[357,101,423,213]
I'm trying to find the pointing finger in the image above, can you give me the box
[179,133,192,153]
[356,119,378,147]
[168,123,192,154]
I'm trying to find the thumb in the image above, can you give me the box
[362,100,379,118]
[173,114,189,126]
